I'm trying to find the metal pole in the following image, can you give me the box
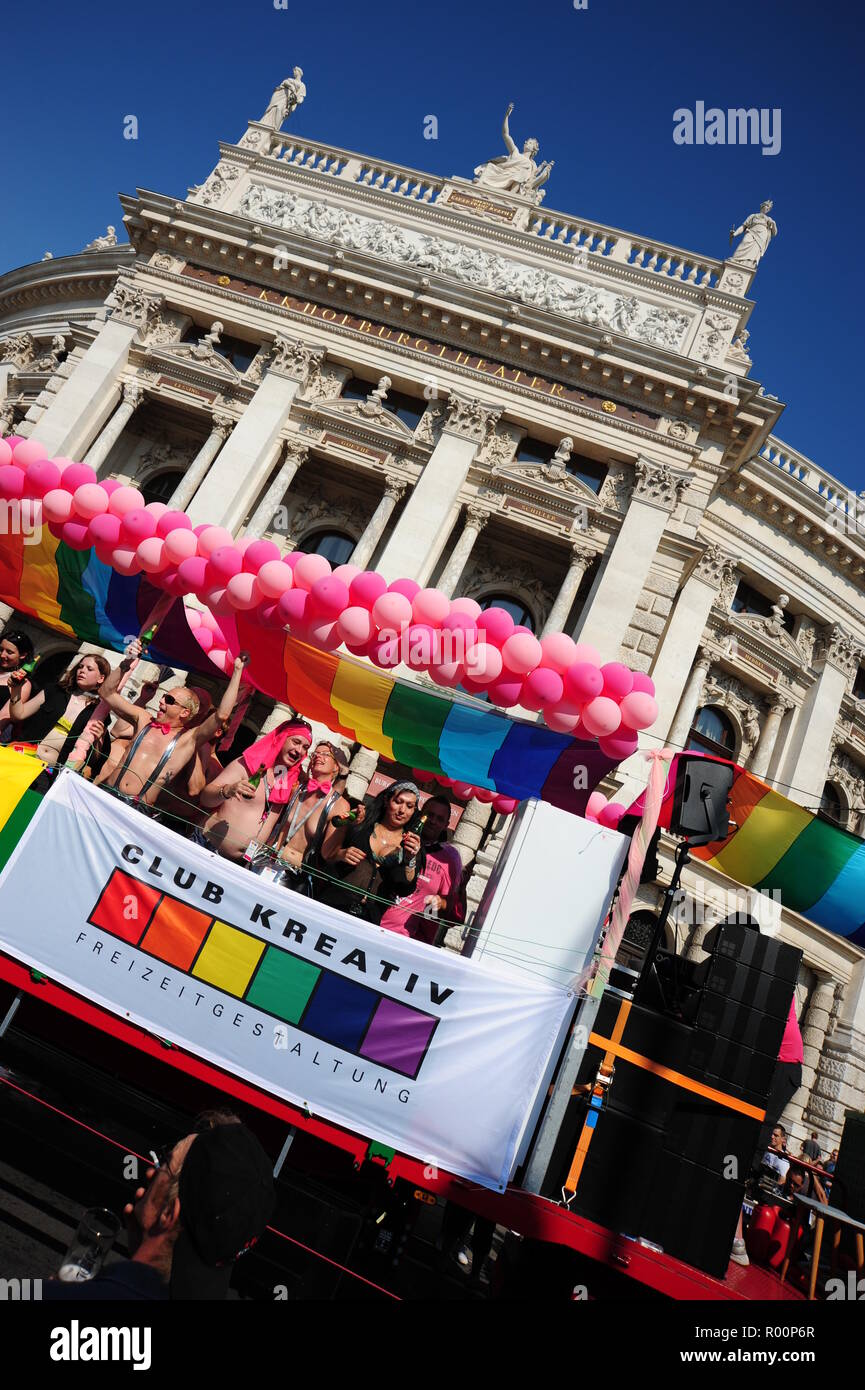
[0,991,23,1039]
[521,992,601,1195]
[273,1126,297,1178]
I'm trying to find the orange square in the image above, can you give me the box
[141,894,213,971]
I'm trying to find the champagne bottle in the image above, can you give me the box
[333,803,360,828]
[248,763,266,791]
[21,654,40,675]
[140,621,160,651]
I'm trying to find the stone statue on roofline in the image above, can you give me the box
[729,200,777,268]
[84,226,118,251]
[260,67,307,130]
[473,103,554,203]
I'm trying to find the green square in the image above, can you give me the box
[245,948,321,1024]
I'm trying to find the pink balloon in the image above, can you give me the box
[564,661,604,703]
[202,586,233,616]
[543,700,582,733]
[601,662,635,701]
[137,537,168,573]
[101,478,124,496]
[442,611,478,645]
[307,618,342,651]
[349,571,387,609]
[332,563,361,586]
[197,525,234,556]
[0,439,11,468]
[572,643,602,666]
[492,795,518,815]
[61,519,92,550]
[156,510,192,538]
[540,632,578,674]
[277,588,309,627]
[452,782,474,801]
[23,457,61,496]
[107,485,144,516]
[581,696,623,737]
[487,674,524,708]
[502,632,542,675]
[0,465,25,500]
[177,556,210,591]
[120,508,157,547]
[586,791,608,819]
[369,633,401,668]
[630,672,656,696]
[111,547,142,576]
[372,591,413,630]
[598,730,640,761]
[11,439,49,469]
[208,545,243,582]
[403,622,436,669]
[464,641,503,684]
[599,802,628,830]
[200,609,222,635]
[89,512,122,547]
[450,596,482,619]
[309,576,350,619]
[145,501,168,520]
[258,602,283,628]
[4,436,26,448]
[61,463,100,494]
[184,606,202,629]
[283,550,303,570]
[477,606,515,647]
[294,553,332,591]
[195,626,214,652]
[257,560,293,599]
[388,578,421,602]
[42,488,75,524]
[163,528,200,566]
[428,659,465,688]
[337,606,375,647]
[412,588,450,627]
[209,647,232,674]
[226,573,261,610]
[521,666,564,711]
[619,691,659,731]
[72,483,108,518]
[243,538,281,573]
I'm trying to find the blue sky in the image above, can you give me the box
[4,0,863,486]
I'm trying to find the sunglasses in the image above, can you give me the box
[161,693,189,710]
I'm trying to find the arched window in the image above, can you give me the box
[481,593,536,633]
[687,705,736,758]
[819,781,843,824]
[301,530,356,566]
[140,470,182,506]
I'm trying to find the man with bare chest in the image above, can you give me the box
[96,639,248,810]
[196,720,313,862]
[270,741,351,884]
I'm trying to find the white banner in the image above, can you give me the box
[0,774,573,1190]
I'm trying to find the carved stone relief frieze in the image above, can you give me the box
[462,540,555,630]
[106,279,165,336]
[189,161,242,208]
[596,461,631,514]
[632,458,692,512]
[702,669,766,758]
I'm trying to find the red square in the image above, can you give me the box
[88,868,162,945]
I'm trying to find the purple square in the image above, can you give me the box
[360,998,437,1079]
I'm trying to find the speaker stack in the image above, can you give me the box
[546,922,802,1278]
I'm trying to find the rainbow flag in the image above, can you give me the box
[0,527,210,673]
[0,747,44,874]
[628,754,865,946]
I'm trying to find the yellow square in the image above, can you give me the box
[192,920,264,997]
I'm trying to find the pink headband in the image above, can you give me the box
[242,722,312,804]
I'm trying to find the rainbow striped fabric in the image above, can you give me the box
[0,747,43,875]
[0,527,209,672]
[628,754,865,946]
[225,613,616,812]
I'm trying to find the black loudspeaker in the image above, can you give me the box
[686,991,789,1057]
[642,1155,746,1279]
[571,1111,665,1234]
[666,1098,759,1176]
[688,955,795,1021]
[701,921,801,985]
[669,754,734,841]
[832,1111,865,1222]
[685,1029,777,1103]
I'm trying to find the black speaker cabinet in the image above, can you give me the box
[689,954,795,1021]
[670,754,734,841]
[701,921,802,985]
[684,990,791,1057]
[642,1154,745,1279]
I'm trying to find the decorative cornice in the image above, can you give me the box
[106,278,165,335]
[268,334,325,384]
[693,541,738,591]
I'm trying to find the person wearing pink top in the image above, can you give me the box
[379,796,466,945]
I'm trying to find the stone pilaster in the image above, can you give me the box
[781,624,862,808]
[750,695,793,779]
[83,381,144,472]
[351,477,407,569]
[169,410,233,510]
[541,538,595,637]
[437,504,490,598]
[666,647,713,751]
[451,797,492,868]
[799,973,836,1106]
[344,745,379,802]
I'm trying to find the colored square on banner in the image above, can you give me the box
[142,895,213,971]
[361,998,437,1079]
[88,869,161,945]
[193,921,264,997]
[301,972,378,1052]
[246,948,320,1024]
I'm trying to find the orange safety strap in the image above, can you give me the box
[563,998,631,1195]
[587,1032,767,1122]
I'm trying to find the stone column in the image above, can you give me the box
[750,695,793,780]
[451,797,493,868]
[799,973,837,1110]
[83,381,144,472]
[573,458,692,657]
[351,477,407,570]
[377,394,501,584]
[437,504,490,598]
[666,648,713,751]
[344,745,379,802]
[541,538,596,637]
[781,626,861,808]
[169,411,233,510]
[187,336,323,532]
[245,441,309,538]
[648,544,737,743]
[28,280,164,459]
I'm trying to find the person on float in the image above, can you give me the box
[266,739,352,891]
[8,652,113,777]
[0,628,35,741]
[318,780,422,923]
[94,637,248,811]
[196,718,313,861]
[379,794,466,944]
